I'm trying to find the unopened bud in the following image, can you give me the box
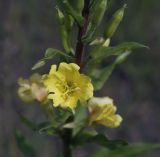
[104,4,127,38]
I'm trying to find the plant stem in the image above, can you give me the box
[61,1,91,157]
[61,116,73,157]
[75,0,91,69]
[61,128,72,157]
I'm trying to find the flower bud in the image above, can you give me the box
[88,97,122,128]
[56,7,72,53]
[77,0,84,14]
[104,4,126,39]
[84,0,108,42]
[18,74,47,103]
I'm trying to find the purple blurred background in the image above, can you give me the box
[0,0,160,156]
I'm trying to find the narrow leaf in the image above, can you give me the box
[72,133,128,150]
[45,48,71,59]
[18,113,37,131]
[88,143,160,157]
[32,60,45,70]
[91,42,148,60]
[93,51,131,91]
[63,0,84,26]
[17,113,56,136]
[32,48,73,70]
[73,102,88,136]
[38,124,57,136]
[15,130,37,157]
[83,0,108,43]
[93,63,115,90]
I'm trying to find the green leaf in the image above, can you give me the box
[92,51,131,91]
[73,102,88,136]
[65,14,74,33]
[91,42,148,60]
[92,64,115,90]
[45,48,71,59]
[63,0,84,26]
[31,60,45,70]
[68,0,84,14]
[83,0,108,43]
[88,42,148,90]
[56,107,72,123]
[17,112,57,135]
[88,143,160,157]
[38,124,58,136]
[37,122,58,136]
[115,51,131,64]
[44,48,58,59]
[32,48,73,70]
[56,7,73,53]
[15,130,37,157]
[72,133,128,149]
[56,6,65,25]
[18,112,37,131]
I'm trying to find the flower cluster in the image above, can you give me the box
[16,1,149,156]
[18,62,122,128]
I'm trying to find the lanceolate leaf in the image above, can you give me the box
[44,48,72,59]
[32,60,46,70]
[91,42,148,61]
[72,133,128,149]
[63,0,84,26]
[92,63,115,90]
[32,48,73,70]
[15,130,37,157]
[18,112,37,131]
[73,102,88,136]
[92,51,131,91]
[68,0,84,14]
[83,0,108,43]
[18,113,57,135]
[88,143,160,157]
[38,124,58,136]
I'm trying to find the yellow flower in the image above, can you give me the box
[88,97,122,128]
[18,73,48,103]
[43,62,93,110]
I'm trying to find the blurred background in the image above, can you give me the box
[0,0,160,156]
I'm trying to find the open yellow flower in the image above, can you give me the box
[18,73,48,103]
[43,62,93,110]
[88,97,122,128]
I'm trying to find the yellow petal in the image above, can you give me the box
[88,97,122,128]
[65,95,78,109]
[42,62,93,110]
[49,65,57,75]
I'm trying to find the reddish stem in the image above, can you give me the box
[75,0,90,69]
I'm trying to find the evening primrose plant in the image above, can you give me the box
[17,0,160,157]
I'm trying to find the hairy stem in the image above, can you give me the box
[75,0,91,69]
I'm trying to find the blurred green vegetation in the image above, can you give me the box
[0,0,160,156]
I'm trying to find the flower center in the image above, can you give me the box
[56,81,80,100]
[63,82,80,95]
